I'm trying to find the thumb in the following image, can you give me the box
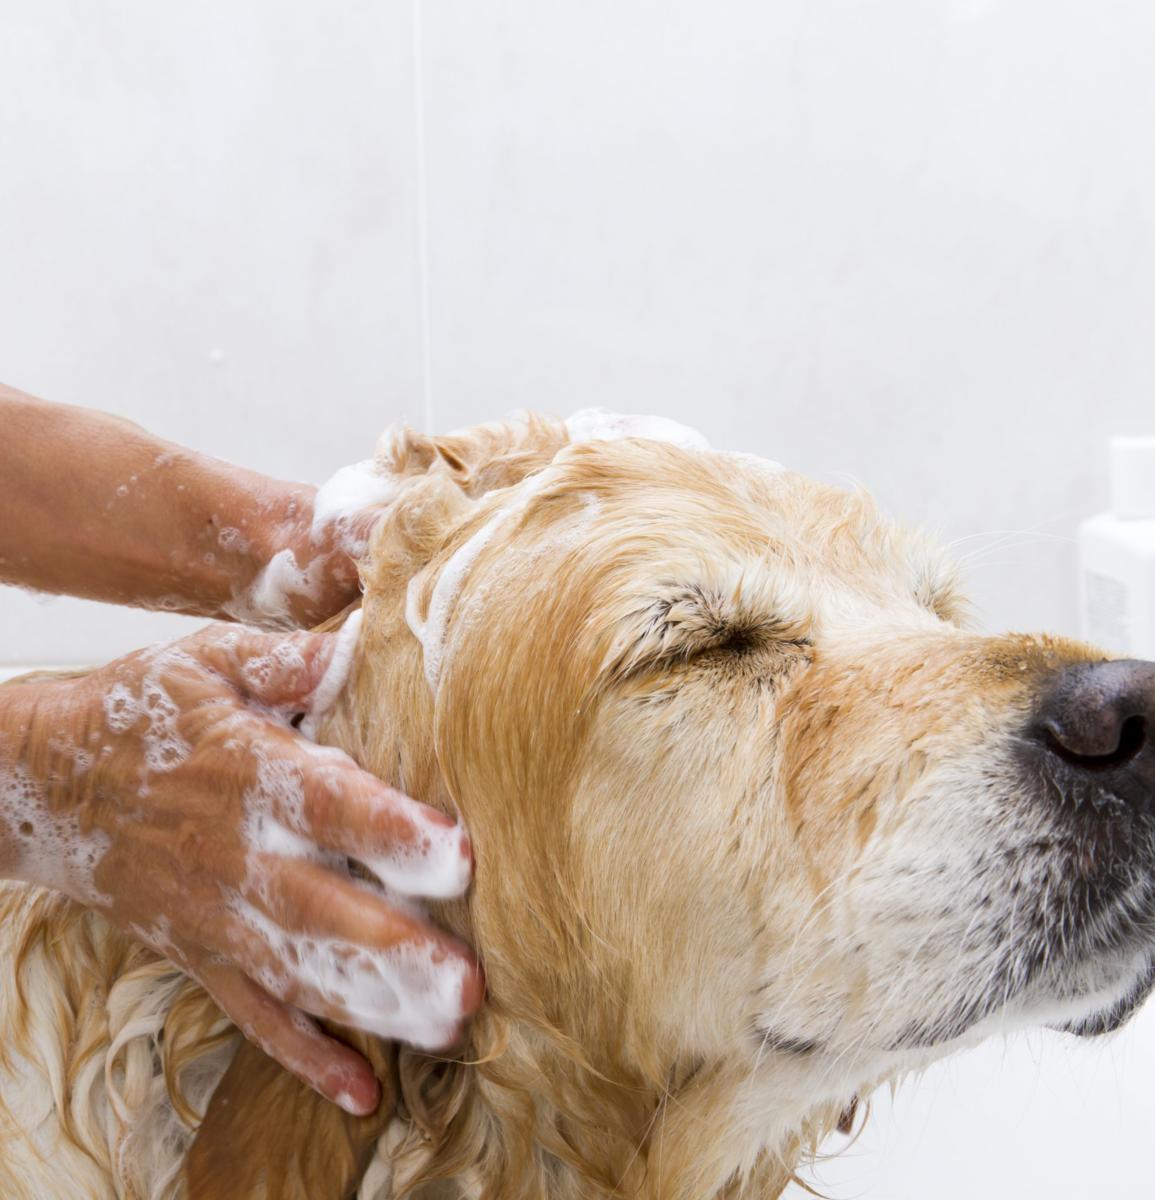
[194,621,359,713]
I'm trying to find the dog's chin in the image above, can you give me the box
[1050,957,1155,1038]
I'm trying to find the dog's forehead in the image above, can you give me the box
[520,437,963,640]
[548,436,924,576]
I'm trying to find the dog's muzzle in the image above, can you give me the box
[1014,659,1155,1034]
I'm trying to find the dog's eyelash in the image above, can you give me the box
[710,626,811,655]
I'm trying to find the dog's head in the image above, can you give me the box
[193,412,1155,1199]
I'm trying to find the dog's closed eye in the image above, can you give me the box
[601,571,812,685]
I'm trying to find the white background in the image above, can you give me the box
[2,2,1155,1195]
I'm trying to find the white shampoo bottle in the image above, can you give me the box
[1079,436,1155,658]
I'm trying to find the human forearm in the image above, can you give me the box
[0,384,357,627]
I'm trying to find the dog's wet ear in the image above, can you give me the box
[185,417,570,1200]
[185,1030,395,1200]
[376,414,568,499]
[360,414,570,593]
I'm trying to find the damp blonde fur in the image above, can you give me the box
[0,414,1127,1199]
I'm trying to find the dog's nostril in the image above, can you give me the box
[1031,660,1155,809]
[1044,714,1148,772]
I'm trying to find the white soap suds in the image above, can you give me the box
[356,812,471,901]
[103,684,140,733]
[101,663,191,780]
[228,895,468,1049]
[0,764,111,905]
[240,754,331,893]
[225,549,329,629]
[409,519,499,691]
[298,609,364,742]
[311,460,401,545]
[331,1090,361,1117]
[245,753,308,836]
[217,526,249,553]
[224,461,383,624]
[565,408,786,480]
[240,637,307,696]
[565,407,711,452]
[443,490,604,669]
[46,736,94,778]
[241,730,470,900]
[408,471,553,692]
[138,676,191,774]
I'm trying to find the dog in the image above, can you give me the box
[2,410,1154,1199]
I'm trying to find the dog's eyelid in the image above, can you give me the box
[778,634,813,649]
[718,620,811,652]
[598,570,816,689]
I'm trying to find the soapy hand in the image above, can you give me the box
[237,461,399,631]
[0,625,481,1115]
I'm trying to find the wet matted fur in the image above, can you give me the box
[1,414,1150,1199]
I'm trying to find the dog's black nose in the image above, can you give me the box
[1033,660,1155,809]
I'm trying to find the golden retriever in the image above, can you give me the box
[2,411,1154,1200]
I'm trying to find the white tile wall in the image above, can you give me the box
[3,3,1155,1196]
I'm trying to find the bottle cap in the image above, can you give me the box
[1110,436,1155,518]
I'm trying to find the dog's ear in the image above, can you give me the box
[380,412,568,497]
[185,1027,395,1200]
[185,417,568,1197]
[359,413,569,596]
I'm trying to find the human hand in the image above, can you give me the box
[233,461,398,630]
[0,624,481,1115]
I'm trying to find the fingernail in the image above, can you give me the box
[333,1078,379,1117]
[362,820,472,898]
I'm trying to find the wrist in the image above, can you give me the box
[226,480,352,629]
[175,472,319,629]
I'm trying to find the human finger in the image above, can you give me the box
[194,956,381,1116]
[230,855,483,1049]
[193,626,336,710]
[291,757,472,899]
